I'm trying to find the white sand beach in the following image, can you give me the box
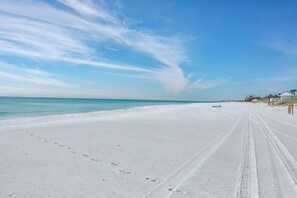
[1,102,297,198]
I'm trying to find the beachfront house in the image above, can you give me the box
[280,92,293,103]
[245,95,259,102]
[270,97,280,103]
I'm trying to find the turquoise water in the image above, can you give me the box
[0,97,199,119]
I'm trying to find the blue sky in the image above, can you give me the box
[0,0,296,100]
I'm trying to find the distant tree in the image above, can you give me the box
[290,89,297,96]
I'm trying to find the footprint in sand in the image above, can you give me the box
[168,189,186,194]
[110,162,119,166]
[145,177,157,182]
[70,151,76,154]
[119,169,132,174]
[54,142,58,145]
[175,189,187,194]
[58,144,64,147]
[83,154,89,158]
[67,147,71,150]
[91,158,102,162]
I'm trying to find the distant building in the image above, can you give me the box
[252,99,259,103]
[245,95,259,102]
[280,92,293,103]
[263,94,274,100]
[269,97,280,106]
[270,97,280,103]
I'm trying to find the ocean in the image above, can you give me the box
[0,97,200,119]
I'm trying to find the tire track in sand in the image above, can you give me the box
[274,131,297,142]
[237,110,259,198]
[142,110,246,198]
[256,111,297,185]
[260,110,297,128]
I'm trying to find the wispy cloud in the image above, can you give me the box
[0,62,75,88]
[187,78,229,90]
[0,85,80,97]
[57,0,118,22]
[97,71,155,81]
[0,0,208,94]
[267,41,297,55]
[265,32,297,56]
[280,2,297,13]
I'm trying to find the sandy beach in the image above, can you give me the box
[1,102,297,197]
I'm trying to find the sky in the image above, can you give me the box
[0,0,297,101]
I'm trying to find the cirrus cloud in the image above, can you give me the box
[0,0,221,95]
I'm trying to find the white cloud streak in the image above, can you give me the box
[0,62,75,88]
[0,71,74,88]
[265,32,297,56]
[187,79,229,90]
[0,0,218,94]
[58,0,118,22]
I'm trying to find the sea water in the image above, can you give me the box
[0,97,199,119]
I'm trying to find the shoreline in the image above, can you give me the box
[0,97,213,121]
[0,102,221,129]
